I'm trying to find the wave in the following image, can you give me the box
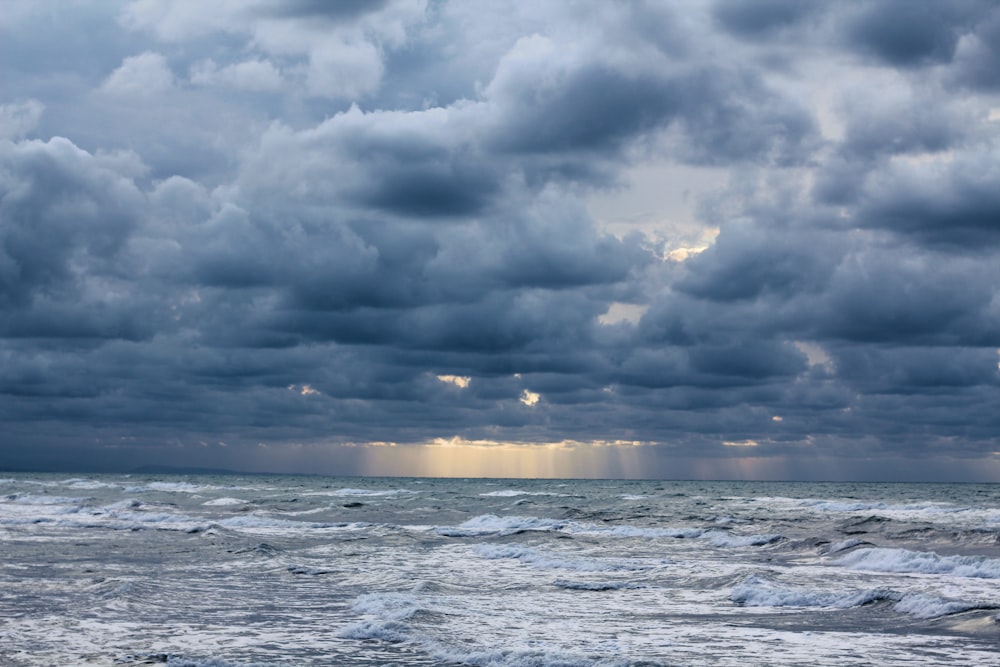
[837,547,1000,579]
[60,478,118,490]
[435,514,781,548]
[436,514,568,537]
[337,592,433,643]
[575,525,703,539]
[215,515,370,531]
[479,490,567,497]
[163,656,278,667]
[472,544,645,572]
[827,538,869,553]
[2,493,88,506]
[303,488,414,497]
[730,575,898,609]
[893,592,999,619]
[338,592,623,667]
[552,579,643,591]
[124,482,227,494]
[730,575,996,619]
[703,530,783,547]
[203,497,247,506]
[801,500,964,513]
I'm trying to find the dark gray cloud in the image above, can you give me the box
[1,1,998,480]
[712,0,821,40]
[841,0,980,67]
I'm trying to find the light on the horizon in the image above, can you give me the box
[357,436,652,478]
[723,439,759,447]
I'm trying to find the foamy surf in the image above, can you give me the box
[2,474,998,666]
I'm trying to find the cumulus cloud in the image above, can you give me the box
[100,51,175,97]
[189,59,284,92]
[1,0,999,480]
[0,100,44,140]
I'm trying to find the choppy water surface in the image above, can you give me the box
[1,475,998,666]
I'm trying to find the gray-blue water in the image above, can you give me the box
[1,474,998,666]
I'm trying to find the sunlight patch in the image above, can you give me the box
[520,389,540,406]
[288,384,320,396]
[437,374,471,389]
[661,227,719,262]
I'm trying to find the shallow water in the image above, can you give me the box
[1,475,998,666]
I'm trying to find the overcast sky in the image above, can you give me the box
[2,0,999,480]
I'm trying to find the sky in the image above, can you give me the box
[1,0,999,481]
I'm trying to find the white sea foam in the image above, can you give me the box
[304,488,413,497]
[472,543,643,572]
[479,490,566,497]
[125,482,221,494]
[7,477,1000,667]
[436,514,778,547]
[203,497,247,506]
[216,515,368,531]
[893,592,995,619]
[729,577,992,620]
[2,494,87,506]
[61,478,116,490]
[837,547,1000,579]
[337,592,428,642]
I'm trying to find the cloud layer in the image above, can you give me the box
[1,0,999,480]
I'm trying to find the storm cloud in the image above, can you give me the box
[1,0,999,480]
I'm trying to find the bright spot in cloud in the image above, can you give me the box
[599,302,648,325]
[662,227,719,262]
[723,439,759,447]
[772,416,783,422]
[520,389,540,406]
[288,384,319,396]
[437,374,471,389]
[795,341,834,370]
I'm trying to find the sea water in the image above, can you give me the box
[1,474,997,666]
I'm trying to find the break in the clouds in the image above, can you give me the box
[1,0,999,481]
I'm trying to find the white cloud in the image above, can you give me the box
[100,52,175,97]
[119,0,249,41]
[0,99,44,140]
[437,375,471,389]
[190,59,284,92]
[519,390,540,406]
[598,302,648,326]
[306,39,384,100]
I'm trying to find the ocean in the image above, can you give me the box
[0,474,997,666]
